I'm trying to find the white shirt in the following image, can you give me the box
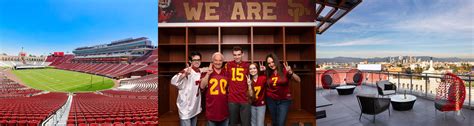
[170,68,202,120]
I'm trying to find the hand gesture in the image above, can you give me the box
[207,63,213,75]
[246,74,256,103]
[258,61,266,71]
[184,63,192,76]
[284,62,293,75]
[246,75,252,86]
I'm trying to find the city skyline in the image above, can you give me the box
[317,0,473,58]
[0,0,157,56]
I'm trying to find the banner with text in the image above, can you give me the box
[159,0,316,23]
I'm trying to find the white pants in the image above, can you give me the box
[251,105,266,126]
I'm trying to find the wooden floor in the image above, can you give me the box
[160,109,315,126]
[316,85,474,126]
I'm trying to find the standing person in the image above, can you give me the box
[225,46,251,126]
[170,51,203,126]
[264,53,301,126]
[200,52,229,126]
[248,62,267,126]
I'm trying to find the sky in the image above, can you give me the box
[0,0,472,58]
[317,0,473,58]
[0,0,157,56]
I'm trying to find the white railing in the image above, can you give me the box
[43,93,74,125]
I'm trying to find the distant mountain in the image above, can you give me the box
[317,56,474,63]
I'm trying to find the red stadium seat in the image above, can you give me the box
[132,117,142,122]
[105,118,114,123]
[86,118,96,123]
[0,120,8,125]
[77,119,86,124]
[101,123,113,126]
[134,121,145,126]
[113,122,124,126]
[144,121,158,126]
[143,117,152,121]
[27,120,39,126]
[124,122,133,126]
[67,120,75,124]
[124,117,133,122]
[7,120,17,126]
[17,120,27,126]
[96,118,105,123]
[114,117,124,123]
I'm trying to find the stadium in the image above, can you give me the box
[0,37,158,126]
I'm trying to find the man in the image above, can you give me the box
[200,52,229,126]
[170,51,203,126]
[225,46,251,126]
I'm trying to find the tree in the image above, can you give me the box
[414,66,424,74]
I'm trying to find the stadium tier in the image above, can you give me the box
[0,93,68,126]
[46,48,158,79]
[54,63,148,78]
[67,93,158,126]
[72,37,153,59]
[131,49,158,65]
[117,74,157,91]
[0,77,43,98]
[46,55,74,66]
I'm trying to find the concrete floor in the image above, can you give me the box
[316,85,474,126]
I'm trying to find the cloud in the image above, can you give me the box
[317,50,474,59]
[318,38,391,47]
[393,1,474,34]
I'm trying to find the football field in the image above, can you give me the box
[11,68,114,92]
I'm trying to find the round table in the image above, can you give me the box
[390,94,416,111]
[335,85,356,95]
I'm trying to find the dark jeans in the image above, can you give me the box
[207,118,229,126]
[228,102,251,126]
[266,97,292,126]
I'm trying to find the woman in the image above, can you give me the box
[264,53,301,126]
[247,63,266,126]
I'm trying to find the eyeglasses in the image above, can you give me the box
[191,59,201,62]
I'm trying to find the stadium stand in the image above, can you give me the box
[54,63,147,78]
[46,55,74,66]
[1,37,158,125]
[131,49,158,65]
[67,93,158,126]
[0,93,68,126]
[101,74,158,99]
[0,76,43,98]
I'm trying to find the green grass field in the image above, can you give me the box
[11,68,114,92]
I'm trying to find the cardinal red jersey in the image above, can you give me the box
[266,70,293,100]
[252,75,267,106]
[225,61,250,103]
[203,69,229,121]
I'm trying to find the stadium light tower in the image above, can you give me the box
[90,73,93,89]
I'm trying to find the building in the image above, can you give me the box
[72,37,155,63]
[73,37,154,58]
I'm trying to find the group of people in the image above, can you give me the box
[171,46,301,126]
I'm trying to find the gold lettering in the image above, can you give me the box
[231,2,246,20]
[246,2,261,20]
[288,0,310,22]
[183,2,203,21]
[262,2,277,20]
[205,2,219,20]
